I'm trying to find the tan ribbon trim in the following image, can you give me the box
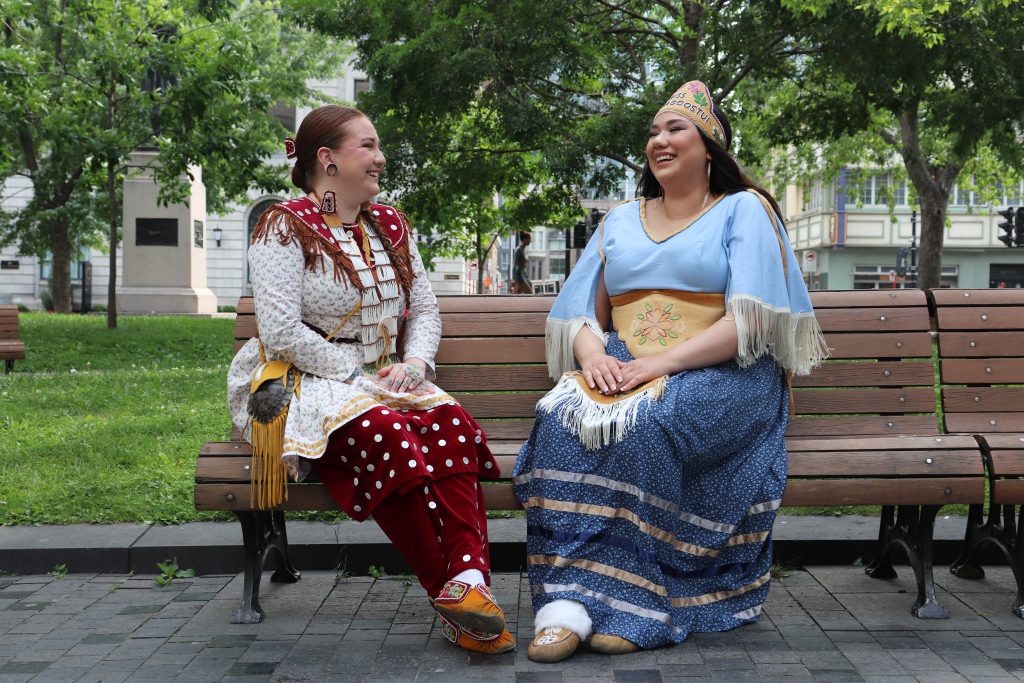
[525,497,717,558]
[725,531,770,547]
[610,290,725,359]
[528,554,668,597]
[670,571,771,608]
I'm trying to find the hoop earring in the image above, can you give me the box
[326,163,338,177]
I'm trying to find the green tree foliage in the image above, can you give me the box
[288,0,810,263]
[749,0,1024,288]
[0,0,337,314]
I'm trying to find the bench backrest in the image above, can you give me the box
[233,289,939,441]
[0,305,21,342]
[932,288,1024,434]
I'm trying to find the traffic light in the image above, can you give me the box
[998,207,1016,247]
[571,209,608,248]
[1016,207,1024,248]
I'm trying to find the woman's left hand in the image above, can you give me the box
[377,359,428,393]
[617,355,674,393]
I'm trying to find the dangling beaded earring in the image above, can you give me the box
[321,190,336,215]
[320,162,339,215]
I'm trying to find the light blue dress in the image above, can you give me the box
[513,191,826,648]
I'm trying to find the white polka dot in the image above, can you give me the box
[438,440,446,447]
[375,481,382,490]
[479,557,485,563]
[432,424,440,432]
[367,464,375,472]
[462,554,471,562]
[401,441,409,449]
[389,470,395,478]
[484,461,492,469]
[347,437,356,446]
[463,457,470,465]
[361,420,370,427]
[393,423,401,430]
[437,536,442,543]
[340,456,348,463]
[386,209,394,215]
[406,424,411,431]
[374,434,383,442]
[365,492,372,500]
[428,501,437,509]
[427,465,434,472]
[476,429,482,435]
[420,428,428,435]
[439,519,444,526]
[382,452,390,461]
[421,446,429,453]
[453,418,461,426]
[381,410,389,415]
[373,210,380,216]
[424,486,430,494]
[445,459,453,467]
[475,436,482,444]
[354,466,361,473]
[353,505,361,512]
[408,460,417,468]
[390,225,396,231]
[458,436,466,443]
[360,451,367,459]
[353,478,359,486]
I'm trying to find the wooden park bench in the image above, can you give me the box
[196,290,986,623]
[0,305,26,374]
[934,289,1024,616]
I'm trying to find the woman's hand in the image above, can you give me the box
[618,355,674,393]
[377,358,428,393]
[580,353,626,394]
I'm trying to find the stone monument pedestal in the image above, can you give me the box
[117,151,217,315]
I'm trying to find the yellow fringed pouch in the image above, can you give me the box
[248,348,301,509]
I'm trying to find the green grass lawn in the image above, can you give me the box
[1,314,237,524]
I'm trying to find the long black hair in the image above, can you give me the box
[636,107,782,218]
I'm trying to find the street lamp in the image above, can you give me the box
[213,225,223,247]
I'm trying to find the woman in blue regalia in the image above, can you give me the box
[514,81,828,662]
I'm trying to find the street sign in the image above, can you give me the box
[801,250,818,274]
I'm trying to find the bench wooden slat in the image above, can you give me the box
[989,451,1024,476]
[440,312,546,337]
[195,482,522,511]
[786,435,977,450]
[824,332,933,359]
[435,366,552,391]
[936,307,1024,331]
[940,359,1024,384]
[814,307,930,332]
[942,387,1024,413]
[785,415,939,437]
[979,434,1024,449]
[931,289,1024,306]
[436,338,546,364]
[994,480,1024,505]
[938,332,1024,357]
[945,414,1024,433]
[806,289,927,308]
[438,296,554,314]
[787,451,981,476]
[780,478,983,506]
[792,361,933,388]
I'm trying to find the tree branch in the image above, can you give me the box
[597,150,642,173]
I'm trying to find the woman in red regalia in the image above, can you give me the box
[227,105,513,654]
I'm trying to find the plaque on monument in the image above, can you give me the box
[194,220,204,248]
[136,218,178,247]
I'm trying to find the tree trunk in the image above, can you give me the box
[50,219,72,313]
[475,223,484,294]
[916,189,948,290]
[107,157,117,328]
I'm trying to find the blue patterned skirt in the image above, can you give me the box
[513,332,789,648]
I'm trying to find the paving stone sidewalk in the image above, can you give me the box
[1,566,1023,683]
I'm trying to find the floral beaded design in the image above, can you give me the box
[632,302,683,347]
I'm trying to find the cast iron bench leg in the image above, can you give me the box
[950,503,990,580]
[232,511,268,624]
[4,360,12,374]
[269,510,301,584]
[865,505,898,580]
[866,505,949,619]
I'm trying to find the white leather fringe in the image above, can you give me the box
[545,316,607,382]
[729,295,829,376]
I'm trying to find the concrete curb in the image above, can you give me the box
[0,515,999,576]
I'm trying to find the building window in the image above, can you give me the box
[801,179,828,213]
[849,172,906,207]
[852,264,958,289]
[531,228,546,251]
[354,78,371,98]
[950,183,974,207]
[549,258,565,276]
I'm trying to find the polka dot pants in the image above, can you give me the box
[310,402,498,597]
